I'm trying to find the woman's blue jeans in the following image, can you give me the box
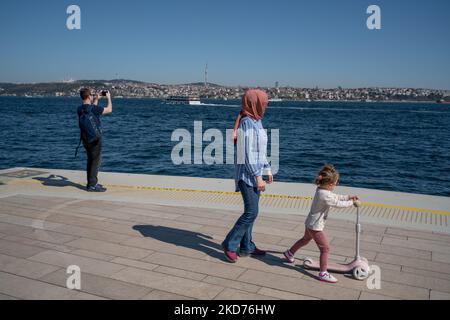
[222,180,260,254]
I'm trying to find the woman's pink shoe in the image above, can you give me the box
[223,249,238,263]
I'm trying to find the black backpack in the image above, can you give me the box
[75,105,102,156]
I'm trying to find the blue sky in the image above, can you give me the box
[0,0,449,89]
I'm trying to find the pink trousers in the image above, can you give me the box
[290,227,330,272]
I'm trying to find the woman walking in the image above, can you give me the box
[222,89,273,263]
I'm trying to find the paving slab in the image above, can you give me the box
[213,288,277,300]
[386,227,450,243]
[122,237,209,259]
[0,253,60,279]
[430,290,450,300]
[110,257,159,271]
[0,222,36,237]
[237,269,360,300]
[401,266,450,281]
[141,290,193,300]
[70,249,117,262]
[28,250,127,277]
[331,237,432,261]
[359,292,399,300]
[0,238,47,258]
[143,252,247,280]
[302,268,430,300]
[0,271,104,300]
[375,252,450,274]
[2,235,73,253]
[381,237,450,255]
[51,224,132,244]
[379,268,450,293]
[154,265,207,281]
[257,287,319,300]
[40,269,152,300]
[0,293,19,300]
[431,252,450,264]
[202,275,261,294]
[65,237,153,260]
[110,266,225,300]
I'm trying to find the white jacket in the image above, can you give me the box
[305,188,354,231]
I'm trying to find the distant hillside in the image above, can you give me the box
[0,82,85,96]
[0,80,150,97]
[0,80,446,101]
[0,79,227,97]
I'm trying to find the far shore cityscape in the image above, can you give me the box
[1,79,449,102]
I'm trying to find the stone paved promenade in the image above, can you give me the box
[0,169,450,300]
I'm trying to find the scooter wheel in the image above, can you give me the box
[352,266,369,280]
[303,258,313,269]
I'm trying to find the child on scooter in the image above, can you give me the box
[283,164,359,283]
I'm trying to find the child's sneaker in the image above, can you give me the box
[283,250,295,263]
[318,271,338,283]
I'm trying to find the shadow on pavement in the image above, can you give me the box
[133,225,227,261]
[255,251,319,279]
[33,175,86,191]
[133,224,317,277]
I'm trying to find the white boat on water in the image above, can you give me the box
[269,98,283,102]
[166,95,201,105]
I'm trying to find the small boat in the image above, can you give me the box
[166,95,201,105]
[436,99,450,104]
[269,98,282,102]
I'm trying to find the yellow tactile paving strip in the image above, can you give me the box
[9,178,449,227]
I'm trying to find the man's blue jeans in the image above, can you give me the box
[222,180,260,254]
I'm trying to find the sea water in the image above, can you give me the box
[0,97,449,196]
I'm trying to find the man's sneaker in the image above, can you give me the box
[86,184,107,192]
[223,249,238,263]
[318,271,338,283]
[283,250,295,263]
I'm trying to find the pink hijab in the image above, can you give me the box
[240,89,269,120]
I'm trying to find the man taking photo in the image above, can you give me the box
[77,88,112,192]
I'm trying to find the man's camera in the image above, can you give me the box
[100,90,109,97]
